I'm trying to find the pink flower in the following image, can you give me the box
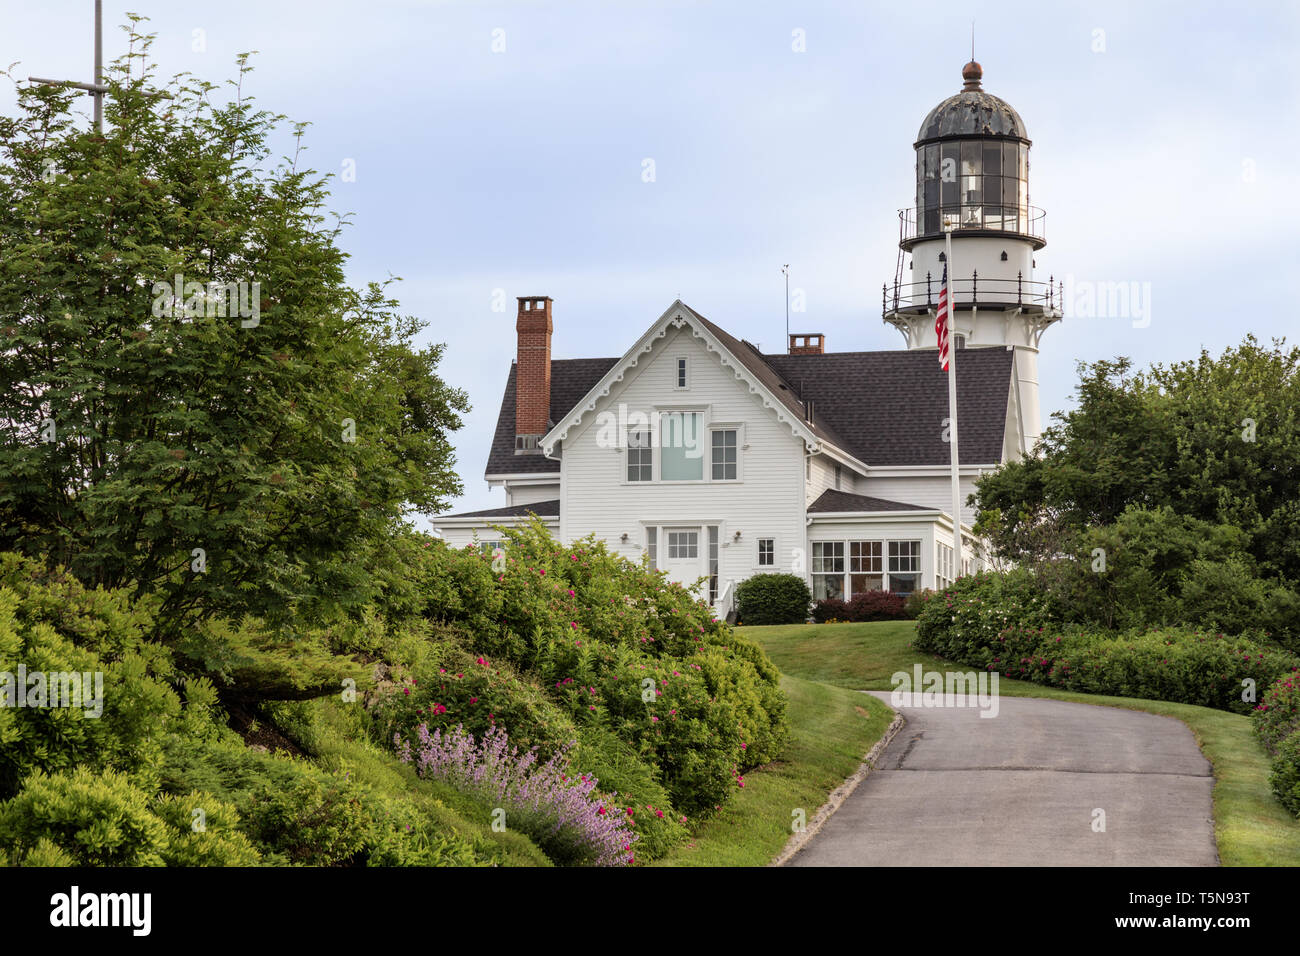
[567,589,575,596]
[469,697,479,704]
[477,657,488,667]
[656,810,664,819]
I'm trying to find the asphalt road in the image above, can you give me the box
[788,692,1218,866]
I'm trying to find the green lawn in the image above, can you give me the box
[747,620,1300,867]
[654,674,893,866]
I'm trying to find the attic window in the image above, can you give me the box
[676,357,688,389]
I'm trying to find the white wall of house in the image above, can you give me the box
[805,453,856,505]
[505,482,560,506]
[856,470,989,528]
[555,321,807,599]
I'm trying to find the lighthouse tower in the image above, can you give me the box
[883,60,1062,453]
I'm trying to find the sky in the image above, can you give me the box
[5,0,1299,516]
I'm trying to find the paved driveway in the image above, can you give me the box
[788,692,1218,866]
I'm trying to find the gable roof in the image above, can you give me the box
[483,301,1014,478]
[807,489,932,513]
[764,348,1014,466]
[485,358,618,477]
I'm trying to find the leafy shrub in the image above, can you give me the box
[1254,671,1300,817]
[0,767,170,866]
[904,589,935,620]
[571,726,686,859]
[914,568,1064,662]
[388,522,788,815]
[0,582,182,799]
[0,768,258,866]
[397,722,636,866]
[813,591,907,623]
[735,573,811,626]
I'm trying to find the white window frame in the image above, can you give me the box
[674,356,689,390]
[756,535,776,569]
[708,423,743,482]
[666,528,700,559]
[626,428,653,482]
[886,539,922,594]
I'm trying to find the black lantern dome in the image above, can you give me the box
[916,61,1028,145]
[906,62,1044,249]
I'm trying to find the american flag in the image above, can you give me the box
[935,263,950,371]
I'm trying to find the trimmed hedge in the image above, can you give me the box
[735,573,811,626]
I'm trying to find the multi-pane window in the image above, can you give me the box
[936,542,954,589]
[627,430,652,482]
[660,412,703,480]
[646,527,657,569]
[811,541,845,600]
[757,538,775,567]
[850,541,883,594]
[479,541,503,557]
[888,540,921,595]
[711,429,738,480]
[676,358,688,388]
[667,531,698,559]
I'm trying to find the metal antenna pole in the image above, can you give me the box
[29,0,109,134]
[782,264,790,352]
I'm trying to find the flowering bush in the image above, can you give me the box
[387,520,788,817]
[396,722,636,866]
[1254,671,1300,817]
[917,570,1300,715]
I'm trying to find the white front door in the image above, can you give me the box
[662,527,704,590]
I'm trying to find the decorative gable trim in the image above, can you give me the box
[539,300,864,470]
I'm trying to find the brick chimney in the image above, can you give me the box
[514,296,553,453]
[788,332,825,355]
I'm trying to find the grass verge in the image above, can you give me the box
[654,674,893,866]
[747,620,1300,867]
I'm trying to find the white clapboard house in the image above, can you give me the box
[435,60,1063,619]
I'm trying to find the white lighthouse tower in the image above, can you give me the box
[883,60,1062,453]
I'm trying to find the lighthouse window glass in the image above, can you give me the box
[983,143,1001,176]
[940,143,960,211]
[960,141,980,176]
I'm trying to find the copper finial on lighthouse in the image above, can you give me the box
[961,60,983,91]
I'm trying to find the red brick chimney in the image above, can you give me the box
[515,296,553,453]
[788,332,825,355]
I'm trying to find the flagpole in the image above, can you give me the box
[943,219,962,574]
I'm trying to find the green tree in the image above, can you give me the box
[975,339,1300,582]
[0,24,468,636]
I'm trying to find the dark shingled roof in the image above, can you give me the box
[482,316,1013,477]
[485,358,618,477]
[807,489,931,513]
[690,312,855,453]
[764,347,1014,466]
[439,499,560,520]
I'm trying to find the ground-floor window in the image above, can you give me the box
[936,541,954,589]
[811,541,845,600]
[757,537,775,566]
[811,538,922,597]
[888,540,921,594]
